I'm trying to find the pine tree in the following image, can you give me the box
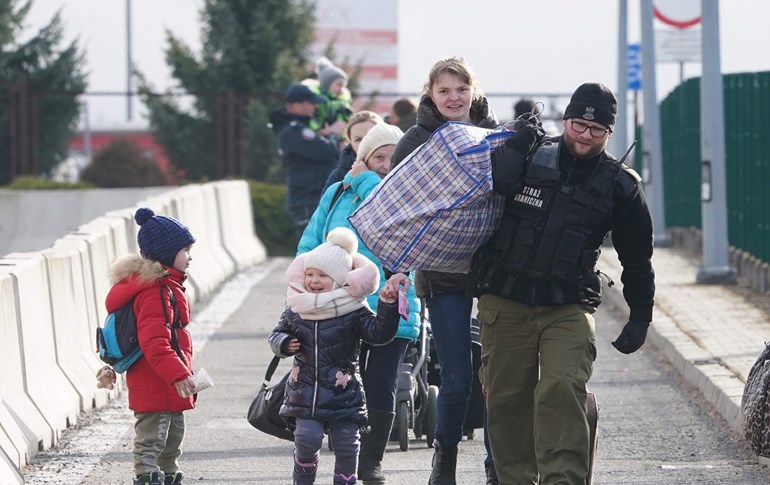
[139,0,315,181]
[0,0,86,183]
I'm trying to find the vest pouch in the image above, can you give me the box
[550,228,586,280]
[504,223,535,274]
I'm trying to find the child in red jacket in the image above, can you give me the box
[105,207,196,485]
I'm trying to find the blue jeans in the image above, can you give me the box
[427,292,473,447]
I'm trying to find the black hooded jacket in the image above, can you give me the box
[389,94,499,297]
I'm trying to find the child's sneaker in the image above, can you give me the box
[134,471,165,485]
[164,471,184,485]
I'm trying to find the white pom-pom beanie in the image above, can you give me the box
[303,227,359,287]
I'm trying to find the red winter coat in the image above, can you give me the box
[105,254,195,413]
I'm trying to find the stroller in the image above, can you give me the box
[391,301,438,451]
[391,307,486,451]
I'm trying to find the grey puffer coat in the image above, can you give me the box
[390,94,499,297]
[268,300,399,427]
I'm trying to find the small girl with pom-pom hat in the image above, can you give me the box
[268,227,409,485]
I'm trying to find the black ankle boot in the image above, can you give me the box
[293,455,318,485]
[485,463,499,485]
[427,441,457,485]
[359,410,395,484]
[134,471,164,485]
[164,471,184,485]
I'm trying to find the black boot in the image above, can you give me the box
[359,410,395,484]
[427,441,457,485]
[293,455,318,485]
[164,471,184,485]
[134,471,164,485]
[485,463,499,485]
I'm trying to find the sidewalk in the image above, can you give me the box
[599,245,770,441]
[21,246,770,483]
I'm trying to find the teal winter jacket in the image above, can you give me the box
[297,171,421,341]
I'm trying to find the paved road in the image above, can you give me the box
[21,258,770,484]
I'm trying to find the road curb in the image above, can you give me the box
[599,250,745,436]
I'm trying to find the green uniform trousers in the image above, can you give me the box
[478,294,597,485]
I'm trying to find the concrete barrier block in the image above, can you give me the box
[172,185,227,299]
[0,405,27,469]
[51,238,100,348]
[211,180,267,270]
[202,184,236,276]
[0,273,37,466]
[78,216,131,264]
[58,233,112,325]
[0,448,23,485]
[41,245,111,410]
[136,193,175,219]
[105,208,139,255]
[0,254,80,447]
[50,237,122,400]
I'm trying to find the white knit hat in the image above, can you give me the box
[357,123,404,162]
[303,227,359,287]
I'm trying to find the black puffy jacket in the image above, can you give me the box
[268,300,399,426]
[389,94,499,297]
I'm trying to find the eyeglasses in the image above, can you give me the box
[570,120,610,138]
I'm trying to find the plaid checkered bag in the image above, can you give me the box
[348,121,513,273]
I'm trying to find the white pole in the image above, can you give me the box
[640,0,670,245]
[696,0,735,283]
[614,0,629,159]
[126,0,133,121]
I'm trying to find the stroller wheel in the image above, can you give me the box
[398,401,410,451]
[426,385,438,448]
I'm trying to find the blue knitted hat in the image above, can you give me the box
[134,208,195,267]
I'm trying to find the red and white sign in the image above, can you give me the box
[312,0,399,114]
[653,0,701,29]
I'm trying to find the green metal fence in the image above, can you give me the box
[657,71,770,264]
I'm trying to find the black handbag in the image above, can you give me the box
[247,355,294,441]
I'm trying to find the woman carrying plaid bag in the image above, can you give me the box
[389,56,500,485]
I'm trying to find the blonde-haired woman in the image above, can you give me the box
[390,56,500,485]
[323,110,384,191]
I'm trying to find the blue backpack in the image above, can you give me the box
[95,285,184,373]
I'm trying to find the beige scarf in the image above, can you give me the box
[286,282,369,320]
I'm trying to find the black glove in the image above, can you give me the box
[505,123,546,157]
[509,113,542,131]
[611,320,649,354]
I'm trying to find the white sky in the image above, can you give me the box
[24,0,770,128]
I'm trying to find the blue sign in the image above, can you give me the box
[627,43,642,91]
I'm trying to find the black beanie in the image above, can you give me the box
[563,83,617,130]
[135,207,195,267]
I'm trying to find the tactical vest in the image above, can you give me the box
[472,141,622,306]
